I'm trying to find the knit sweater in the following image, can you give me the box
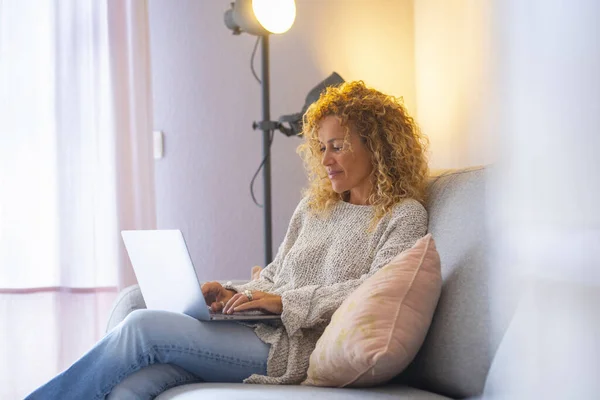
[232,196,428,385]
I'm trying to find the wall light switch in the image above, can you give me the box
[153,130,164,159]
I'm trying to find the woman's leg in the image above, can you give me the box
[106,364,200,400]
[25,309,269,400]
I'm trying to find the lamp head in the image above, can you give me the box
[224,0,296,36]
[278,72,345,137]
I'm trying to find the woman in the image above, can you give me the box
[26,81,430,399]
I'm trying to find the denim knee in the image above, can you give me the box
[120,309,192,343]
[122,309,171,330]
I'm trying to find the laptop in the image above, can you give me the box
[121,229,281,321]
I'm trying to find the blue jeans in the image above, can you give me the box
[25,309,270,400]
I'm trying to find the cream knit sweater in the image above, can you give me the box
[232,196,428,385]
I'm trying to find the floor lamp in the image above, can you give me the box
[223,0,297,266]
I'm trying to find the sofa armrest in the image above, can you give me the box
[106,284,146,333]
[105,280,252,333]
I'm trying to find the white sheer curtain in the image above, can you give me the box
[0,0,155,397]
[484,0,600,398]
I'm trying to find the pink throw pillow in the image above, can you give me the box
[303,233,442,387]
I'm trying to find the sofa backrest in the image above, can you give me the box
[397,166,493,399]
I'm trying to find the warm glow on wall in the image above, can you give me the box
[413,0,492,169]
[306,1,416,116]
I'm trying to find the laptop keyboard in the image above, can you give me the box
[210,309,267,316]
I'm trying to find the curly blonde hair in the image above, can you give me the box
[297,81,430,228]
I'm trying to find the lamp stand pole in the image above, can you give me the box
[260,34,273,265]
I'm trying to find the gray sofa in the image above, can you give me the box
[107,166,500,399]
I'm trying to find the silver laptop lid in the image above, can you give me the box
[121,229,211,321]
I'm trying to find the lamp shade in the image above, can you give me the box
[278,72,345,137]
[252,0,296,34]
[224,0,296,36]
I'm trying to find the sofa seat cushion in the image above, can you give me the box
[155,383,452,400]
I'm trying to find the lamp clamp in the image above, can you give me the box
[252,120,299,137]
[253,120,280,132]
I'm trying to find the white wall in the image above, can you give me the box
[413,0,492,169]
[148,0,415,281]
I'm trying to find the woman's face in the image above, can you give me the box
[318,115,374,205]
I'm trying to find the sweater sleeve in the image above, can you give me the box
[231,197,307,294]
[280,200,428,337]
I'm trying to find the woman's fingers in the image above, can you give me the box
[201,281,222,304]
[221,290,282,315]
[210,299,226,313]
[223,292,249,314]
[235,294,282,314]
[233,299,264,312]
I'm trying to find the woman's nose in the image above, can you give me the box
[321,150,333,166]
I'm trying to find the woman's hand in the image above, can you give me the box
[201,281,235,313]
[223,290,283,315]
